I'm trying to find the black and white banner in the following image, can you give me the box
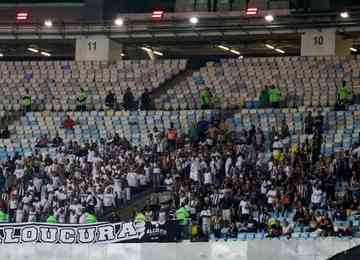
[0,221,177,244]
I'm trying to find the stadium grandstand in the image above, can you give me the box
[1,0,360,260]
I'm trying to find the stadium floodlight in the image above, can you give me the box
[350,47,358,52]
[265,44,275,49]
[40,51,51,57]
[44,20,53,27]
[275,48,285,54]
[340,12,349,18]
[230,49,241,55]
[218,45,230,51]
[153,51,164,56]
[189,17,199,24]
[265,14,274,22]
[114,18,124,26]
[27,47,39,53]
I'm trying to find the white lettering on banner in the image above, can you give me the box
[0,222,148,244]
[21,226,38,242]
[117,222,138,240]
[4,228,19,243]
[39,227,58,243]
[97,225,115,242]
[59,229,76,244]
[77,227,96,243]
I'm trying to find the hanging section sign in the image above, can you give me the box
[0,221,177,244]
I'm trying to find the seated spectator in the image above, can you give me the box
[63,115,75,130]
[105,91,116,109]
[36,135,49,148]
[0,126,9,139]
[140,88,151,111]
[52,133,63,147]
[123,87,135,110]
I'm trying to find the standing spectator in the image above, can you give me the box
[201,87,213,109]
[305,111,314,135]
[77,88,88,111]
[219,192,233,222]
[314,111,324,134]
[105,91,116,109]
[140,88,151,111]
[167,123,178,152]
[123,87,135,111]
[259,86,270,108]
[0,117,10,139]
[280,120,290,139]
[63,115,75,130]
[312,130,323,163]
[338,80,351,110]
[22,89,32,113]
[269,85,282,108]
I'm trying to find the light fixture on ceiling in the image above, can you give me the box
[340,12,349,18]
[189,17,199,24]
[140,47,152,52]
[121,53,125,57]
[40,51,51,57]
[153,50,164,56]
[230,49,241,55]
[0,53,4,57]
[350,47,358,52]
[275,48,285,54]
[265,14,274,22]
[114,18,124,26]
[44,20,53,27]
[27,47,39,53]
[265,44,275,49]
[218,45,230,51]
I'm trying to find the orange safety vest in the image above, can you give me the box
[167,128,177,140]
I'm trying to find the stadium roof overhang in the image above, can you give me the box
[0,11,360,59]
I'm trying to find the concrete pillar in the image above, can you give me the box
[75,36,123,62]
[301,29,352,56]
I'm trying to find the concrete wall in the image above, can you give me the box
[0,239,360,260]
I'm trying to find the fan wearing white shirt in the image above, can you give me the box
[200,207,212,235]
[190,157,200,183]
[127,171,139,189]
[103,190,115,212]
[16,207,24,223]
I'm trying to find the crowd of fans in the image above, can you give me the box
[132,113,360,240]
[1,109,360,241]
[0,77,356,241]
